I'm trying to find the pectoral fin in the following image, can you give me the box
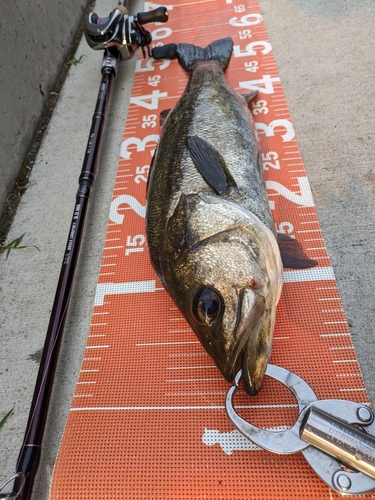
[277,234,318,269]
[186,135,236,195]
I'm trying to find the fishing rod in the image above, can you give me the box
[0,3,168,499]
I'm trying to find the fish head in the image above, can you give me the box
[161,193,283,395]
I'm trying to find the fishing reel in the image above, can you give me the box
[83,4,168,60]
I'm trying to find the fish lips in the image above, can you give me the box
[222,287,266,384]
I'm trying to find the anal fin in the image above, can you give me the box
[277,234,318,269]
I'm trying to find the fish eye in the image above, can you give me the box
[192,287,223,326]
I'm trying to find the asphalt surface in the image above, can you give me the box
[1,0,375,498]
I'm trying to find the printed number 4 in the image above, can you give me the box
[130,90,167,110]
[240,75,280,95]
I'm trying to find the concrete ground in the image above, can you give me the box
[1,0,374,498]
[0,0,89,214]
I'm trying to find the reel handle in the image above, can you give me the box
[137,7,168,25]
[83,5,169,61]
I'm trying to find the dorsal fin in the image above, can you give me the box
[186,136,236,195]
[146,146,157,196]
[240,90,259,103]
[160,108,171,127]
[277,234,318,269]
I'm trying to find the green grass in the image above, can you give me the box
[0,408,13,430]
[0,233,40,259]
[68,55,86,66]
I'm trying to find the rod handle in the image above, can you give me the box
[152,43,177,60]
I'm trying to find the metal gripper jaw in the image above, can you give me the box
[226,365,375,496]
[83,5,168,60]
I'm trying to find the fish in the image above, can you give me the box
[146,37,314,395]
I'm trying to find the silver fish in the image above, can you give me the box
[146,38,283,395]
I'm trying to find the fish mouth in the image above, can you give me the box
[223,288,266,390]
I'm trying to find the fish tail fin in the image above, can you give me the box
[176,37,233,71]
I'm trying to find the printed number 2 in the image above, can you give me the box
[266,177,315,209]
[110,195,146,224]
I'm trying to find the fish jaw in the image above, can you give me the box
[222,287,266,381]
[241,305,277,395]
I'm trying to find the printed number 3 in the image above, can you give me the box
[255,120,295,142]
[121,135,159,160]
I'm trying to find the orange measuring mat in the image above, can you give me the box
[50,1,371,498]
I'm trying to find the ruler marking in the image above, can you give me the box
[324,321,347,325]
[322,309,344,313]
[330,346,354,350]
[70,404,298,412]
[283,267,334,283]
[137,341,199,346]
[333,359,359,364]
[340,388,366,392]
[169,353,207,358]
[321,333,350,337]
[167,378,223,383]
[86,345,110,349]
